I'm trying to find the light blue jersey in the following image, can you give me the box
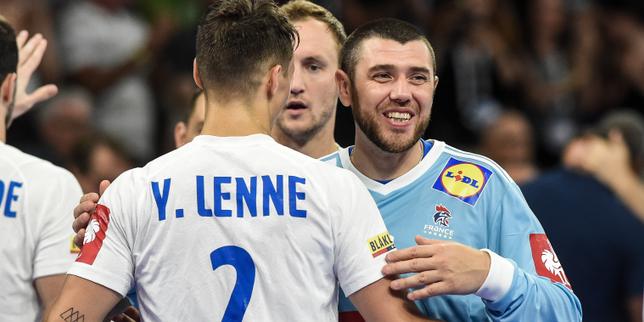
[322,140,582,322]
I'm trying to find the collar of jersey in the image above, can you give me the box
[338,140,446,195]
[192,134,275,146]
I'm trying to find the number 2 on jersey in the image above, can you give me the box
[210,246,256,322]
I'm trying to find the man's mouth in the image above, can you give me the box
[384,111,412,123]
[286,101,308,110]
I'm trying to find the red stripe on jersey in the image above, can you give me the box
[76,204,111,265]
[339,311,365,322]
[529,233,572,289]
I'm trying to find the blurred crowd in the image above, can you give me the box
[3,0,643,188]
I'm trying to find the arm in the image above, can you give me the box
[349,277,440,322]
[44,275,121,322]
[34,274,66,312]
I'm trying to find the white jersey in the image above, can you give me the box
[0,143,83,321]
[70,134,394,321]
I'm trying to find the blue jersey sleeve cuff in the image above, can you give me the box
[475,249,515,302]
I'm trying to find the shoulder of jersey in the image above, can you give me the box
[0,144,77,179]
[441,144,514,184]
[431,144,515,206]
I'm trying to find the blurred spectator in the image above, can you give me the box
[70,133,135,193]
[479,109,538,184]
[516,0,588,166]
[427,0,523,148]
[34,87,93,167]
[58,0,172,162]
[522,111,644,322]
[565,110,644,222]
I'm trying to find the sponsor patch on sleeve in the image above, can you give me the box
[432,157,492,206]
[76,204,111,265]
[529,233,572,289]
[367,232,395,258]
[70,235,81,253]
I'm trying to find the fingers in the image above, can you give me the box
[383,255,437,275]
[123,306,141,322]
[20,39,47,77]
[18,33,43,66]
[16,30,28,49]
[10,84,58,119]
[72,212,91,233]
[99,180,111,195]
[385,241,441,263]
[406,282,451,301]
[73,228,85,248]
[74,194,99,219]
[390,270,441,290]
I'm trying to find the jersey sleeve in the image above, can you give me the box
[484,179,582,321]
[331,171,394,297]
[32,168,83,279]
[67,169,143,297]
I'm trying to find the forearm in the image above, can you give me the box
[44,275,121,322]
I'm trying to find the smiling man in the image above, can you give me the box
[323,18,582,322]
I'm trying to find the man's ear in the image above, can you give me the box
[267,64,283,98]
[1,73,16,107]
[174,121,187,148]
[335,69,352,107]
[433,75,439,90]
[193,59,204,90]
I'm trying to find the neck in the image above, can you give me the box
[200,95,272,137]
[351,132,423,181]
[272,121,338,159]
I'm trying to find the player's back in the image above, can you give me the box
[0,143,82,321]
[72,134,389,321]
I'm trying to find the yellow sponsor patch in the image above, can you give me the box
[70,235,81,253]
[432,157,493,206]
[367,232,395,258]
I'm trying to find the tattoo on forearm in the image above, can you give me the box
[60,307,85,322]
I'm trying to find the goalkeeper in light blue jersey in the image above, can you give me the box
[323,18,582,322]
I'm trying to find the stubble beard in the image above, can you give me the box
[275,106,334,146]
[351,85,430,153]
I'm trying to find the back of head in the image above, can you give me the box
[340,18,436,80]
[281,0,346,49]
[592,109,644,174]
[196,0,298,100]
[0,16,17,82]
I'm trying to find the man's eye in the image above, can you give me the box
[373,73,391,81]
[410,75,428,84]
[308,64,321,72]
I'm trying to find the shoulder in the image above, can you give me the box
[1,144,79,187]
[440,144,516,187]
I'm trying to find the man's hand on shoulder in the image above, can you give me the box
[73,180,110,248]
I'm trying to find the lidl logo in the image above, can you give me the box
[367,232,395,258]
[432,158,492,205]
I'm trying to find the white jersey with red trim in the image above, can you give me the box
[0,143,82,321]
[69,134,393,321]
[323,140,582,322]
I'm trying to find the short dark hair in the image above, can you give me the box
[0,17,17,82]
[196,0,298,99]
[340,18,436,80]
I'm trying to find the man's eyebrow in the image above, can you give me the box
[301,56,327,65]
[409,66,431,75]
[367,64,395,73]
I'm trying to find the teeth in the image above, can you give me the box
[386,112,411,122]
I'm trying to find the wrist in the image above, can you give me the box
[475,249,515,302]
